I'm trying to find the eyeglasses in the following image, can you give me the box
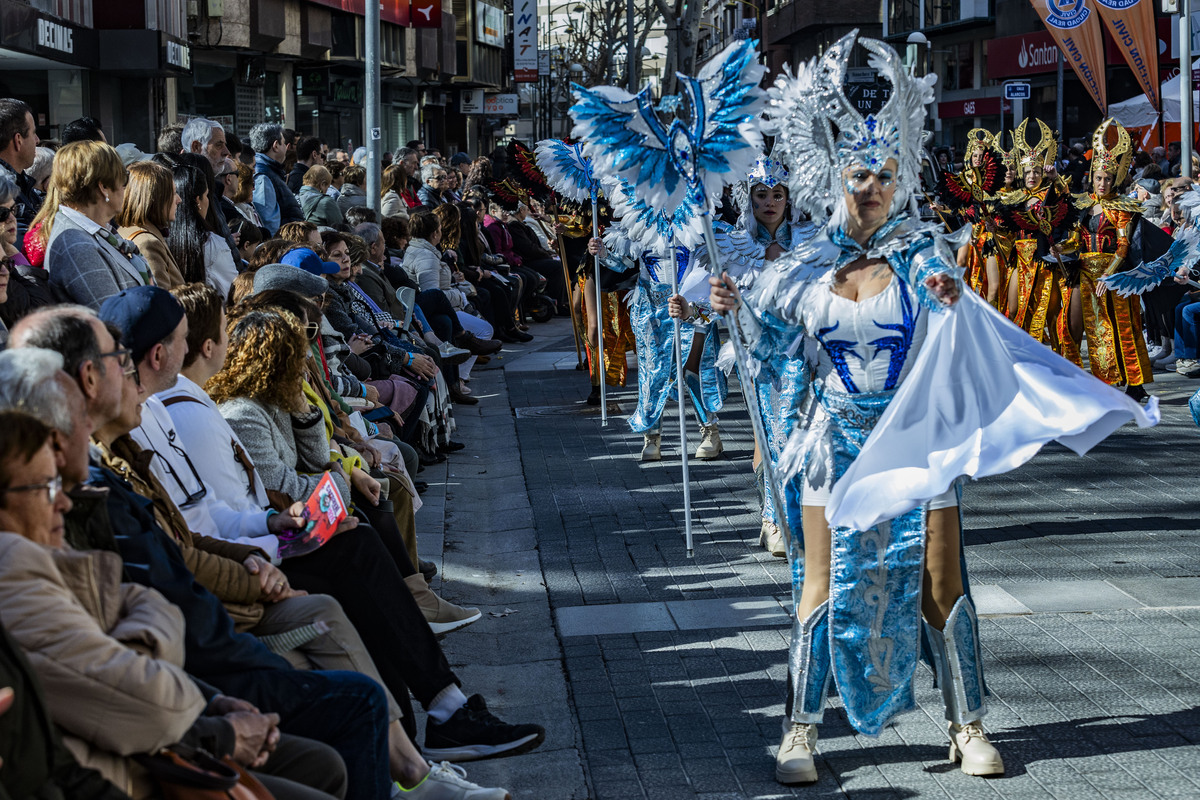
[98,347,132,369]
[124,361,141,386]
[0,206,15,222]
[305,321,320,341]
[1,474,62,506]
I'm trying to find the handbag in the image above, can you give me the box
[135,744,275,800]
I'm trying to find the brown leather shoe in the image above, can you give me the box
[454,331,502,356]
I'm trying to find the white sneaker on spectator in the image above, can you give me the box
[1177,358,1198,374]
[393,762,509,800]
[1147,344,1166,360]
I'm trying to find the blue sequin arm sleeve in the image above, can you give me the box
[904,234,963,312]
[731,298,804,387]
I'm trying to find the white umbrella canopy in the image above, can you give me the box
[1109,58,1200,126]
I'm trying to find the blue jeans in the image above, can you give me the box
[1174,299,1200,359]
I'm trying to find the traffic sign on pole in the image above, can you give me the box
[1004,82,1031,100]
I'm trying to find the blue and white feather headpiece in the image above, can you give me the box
[765,30,935,221]
[533,139,598,204]
[569,39,767,252]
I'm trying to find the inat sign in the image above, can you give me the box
[37,19,73,54]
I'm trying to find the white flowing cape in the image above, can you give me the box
[826,290,1161,530]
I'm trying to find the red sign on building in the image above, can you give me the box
[306,0,410,26]
[937,97,1012,119]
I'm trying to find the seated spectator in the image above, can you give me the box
[180,119,231,171]
[230,215,263,265]
[27,144,54,198]
[330,148,349,164]
[279,220,323,248]
[214,156,243,227]
[156,123,183,156]
[448,204,527,343]
[299,166,344,228]
[232,160,267,231]
[337,165,368,216]
[381,164,408,219]
[8,306,397,800]
[289,136,324,194]
[507,202,566,311]
[116,161,184,289]
[326,160,345,201]
[0,99,44,248]
[0,612,130,800]
[401,213,500,359]
[417,165,447,207]
[250,123,303,235]
[0,408,209,798]
[0,172,51,330]
[61,117,105,145]
[44,141,152,309]
[464,157,491,192]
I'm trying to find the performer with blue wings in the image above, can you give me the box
[709,31,1159,786]
[671,153,818,563]
[588,224,728,461]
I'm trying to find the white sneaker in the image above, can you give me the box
[1147,344,1166,360]
[758,520,787,558]
[948,722,1005,777]
[395,762,510,800]
[775,722,818,784]
[640,434,662,462]
[1177,358,1198,374]
[694,424,723,459]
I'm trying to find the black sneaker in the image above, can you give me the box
[423,694,545,762]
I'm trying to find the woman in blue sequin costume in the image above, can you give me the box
[711,32,1158,786]
[588,229,728,462]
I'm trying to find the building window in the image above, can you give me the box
[943,42,973,91]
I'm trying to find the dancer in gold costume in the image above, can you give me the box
[999,119,1082,364]
[563,201,637,404]
[936,129,1006,306]
[1075,119,1172,401]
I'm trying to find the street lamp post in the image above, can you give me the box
[1183,0,1193,178]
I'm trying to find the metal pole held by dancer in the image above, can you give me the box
[670,237,693,556]
[592,190,608,425]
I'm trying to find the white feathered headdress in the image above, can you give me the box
[765,30,936,222]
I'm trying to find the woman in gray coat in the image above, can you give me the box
[43,141,151,310]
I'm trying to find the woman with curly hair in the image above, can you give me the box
[464,157,491,191]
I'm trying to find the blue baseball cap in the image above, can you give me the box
[281,247,340,276]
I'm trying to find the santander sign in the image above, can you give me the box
[989,30,1062,80]
[1018,39,1060,70]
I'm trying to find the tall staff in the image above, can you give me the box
[668,239,694,553]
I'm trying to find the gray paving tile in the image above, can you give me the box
[556,601,676,637]
[1108,577,1200,608]
[1000,580,1144,613]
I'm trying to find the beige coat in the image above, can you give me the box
[118,222,185,289]
[0,532,206,798]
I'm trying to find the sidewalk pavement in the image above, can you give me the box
[429,318,1200,799]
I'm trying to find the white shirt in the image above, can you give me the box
[133,376,279,559]
[203,232,239,300]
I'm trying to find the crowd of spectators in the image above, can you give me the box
[0,100,558,800]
